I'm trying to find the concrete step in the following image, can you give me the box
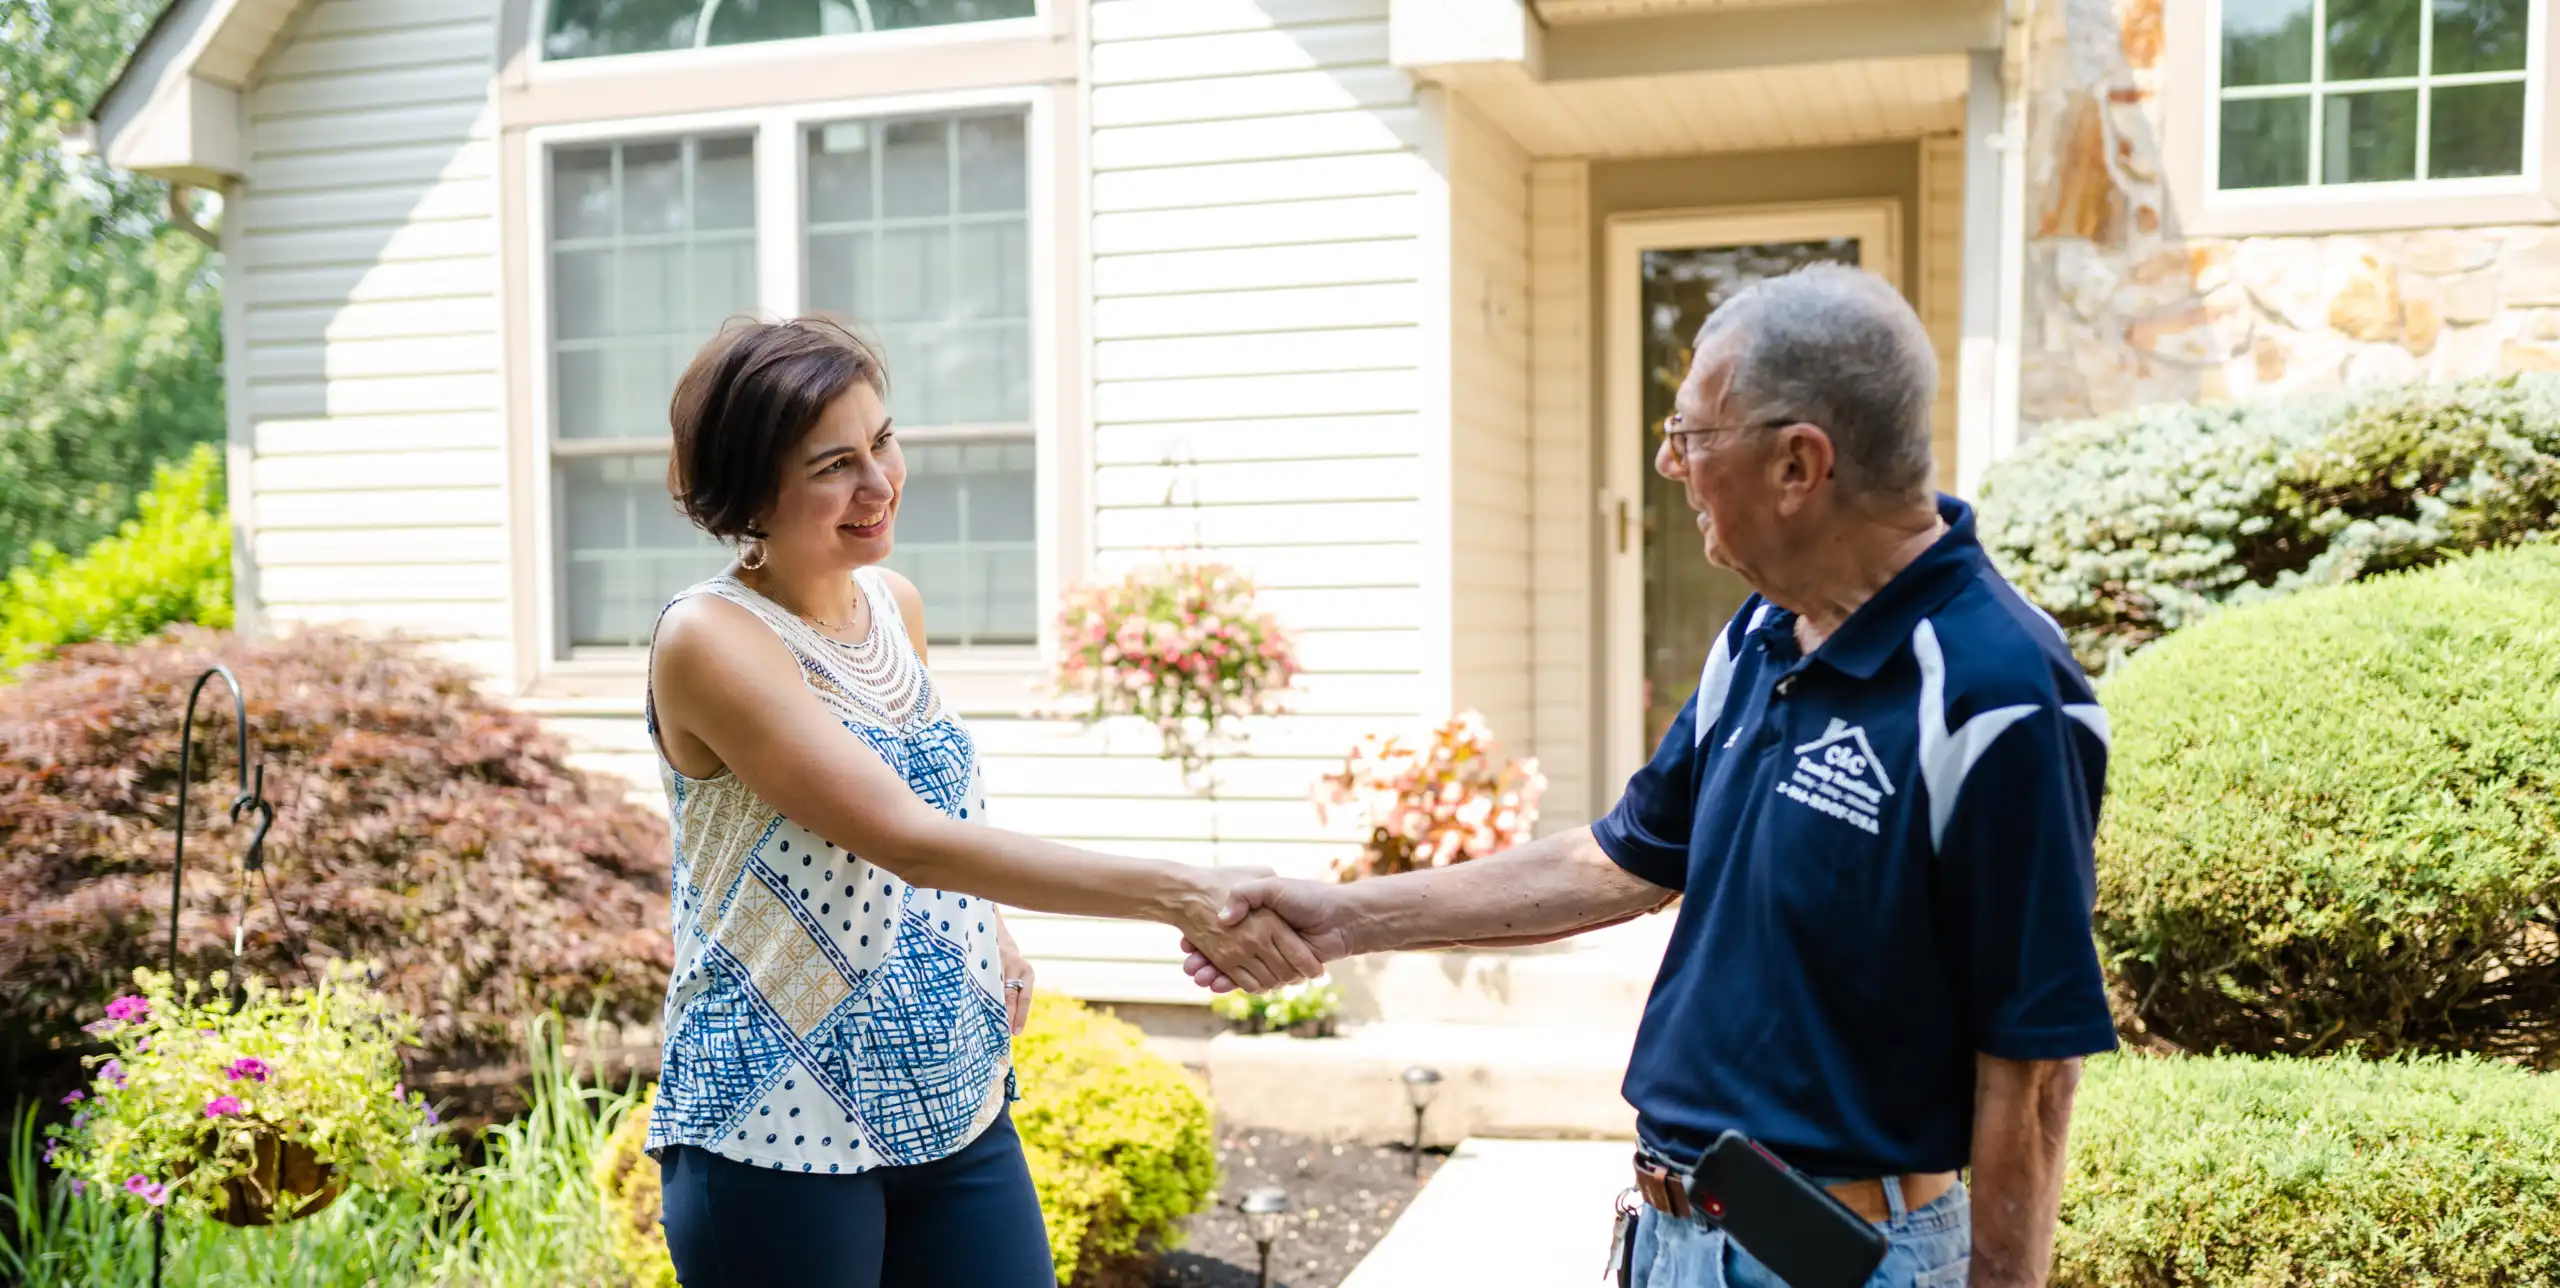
[1328,911,1675,1030]
[1204,1020,1640,1147]
[1338,1138,1632,1288]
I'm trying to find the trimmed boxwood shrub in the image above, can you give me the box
[592,996,1218,1288]
[2094,544,2560,1061]
[0,627,673,1099]
[2058,1052,2560,1285]
[1015,993,1218,1287]
[1980,375,2560,669]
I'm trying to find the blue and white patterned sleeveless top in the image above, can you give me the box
[643,567,1013,1174]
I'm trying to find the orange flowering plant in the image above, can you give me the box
[1052,561,1299,780]
[1316,711,1547,882]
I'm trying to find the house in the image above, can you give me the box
[86,0,2560,1013]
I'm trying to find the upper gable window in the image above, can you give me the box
[2216,0,2535,192]
[543,0,1036,61]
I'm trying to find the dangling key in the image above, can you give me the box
[1604,1188,1641,1285]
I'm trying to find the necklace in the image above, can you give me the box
[738,573,861,634]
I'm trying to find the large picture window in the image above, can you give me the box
[2216,0,2537,192]
[543,0,1036,61]
[540,103,1039,656]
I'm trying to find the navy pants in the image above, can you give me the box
[658,1111,1055,1288]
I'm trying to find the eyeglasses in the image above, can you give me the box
[1657,413,1794,461]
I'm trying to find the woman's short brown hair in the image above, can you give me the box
[667,315,888,541]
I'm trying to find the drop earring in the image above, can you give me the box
[739,538,768,571]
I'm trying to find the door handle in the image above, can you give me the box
[1616,498,1630,554]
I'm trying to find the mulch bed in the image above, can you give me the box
[1153,1122,1447,1288]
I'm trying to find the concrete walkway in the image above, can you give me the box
[1337,1137,1633,1288]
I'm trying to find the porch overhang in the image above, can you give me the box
[83,0,304,186]
[1394,0,2006,88]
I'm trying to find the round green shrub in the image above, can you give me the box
[1981,375,2560,669]
[585,1000,1215,1288]
[2094,543,2560,1061]
[2058,1052,2560,1286]
[1015,993,1219,1287]
[595,1086,676,1288]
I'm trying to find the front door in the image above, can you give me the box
[1601,201,1901,785]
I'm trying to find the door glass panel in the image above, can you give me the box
[1637,238,1861,753]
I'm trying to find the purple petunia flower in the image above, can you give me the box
[68,1179,85,1197]
[100,1059,125,1088]
[59,1090,82,1107]
[123,1175,168,1206]
[104,996,149,1024]
[423,1104,439,1126]
[203,1095,243,1118]
[82,1018,116,1036]
[225,1057,271,1083]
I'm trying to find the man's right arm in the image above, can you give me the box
[1185,827,1676,986]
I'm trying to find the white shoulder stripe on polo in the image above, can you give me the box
[1693,603,1775,747]
[2062,703,2110,747]
[1913,619,2038,850]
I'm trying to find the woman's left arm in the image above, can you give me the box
[881,566,1035,1033]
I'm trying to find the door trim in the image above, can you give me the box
[1598,199,1902,788]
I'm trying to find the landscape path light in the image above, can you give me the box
[1402,1064,1443,1176]
[1240,1185,1290,1288]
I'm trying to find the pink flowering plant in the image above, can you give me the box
[1317,711,1548,882]
[44,960,451,1223]
[1052,560,1300,779]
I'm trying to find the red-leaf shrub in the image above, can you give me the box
[0,627,672,1096]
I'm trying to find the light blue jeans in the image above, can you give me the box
[1628,1174,1970,1288]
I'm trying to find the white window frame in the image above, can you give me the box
[2166,0,2560,233]
[519,84,1065,690]
[530,0,1048,74]
[2206,0,2545,201]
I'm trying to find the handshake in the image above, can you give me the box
[1169,872,1356,995]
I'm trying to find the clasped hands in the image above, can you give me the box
[1173,872,1354,995]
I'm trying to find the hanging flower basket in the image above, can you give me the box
[175,1124,347,1226]
[44,961,450,1224]
[1052,559,1299,781]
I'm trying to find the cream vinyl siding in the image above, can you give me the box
[1919,131,1964,489]
[995,0,1437,1001]
[1445,99,1536,767]
[1526,158,1596,829]
[240,0,513,686]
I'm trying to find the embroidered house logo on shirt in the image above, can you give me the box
[1780,718,1894,835]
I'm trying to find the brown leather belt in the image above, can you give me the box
[1632,1155,1958,1225]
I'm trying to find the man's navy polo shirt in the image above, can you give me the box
[1592,496,2117,1179]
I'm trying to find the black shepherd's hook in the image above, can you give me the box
[167,666,275,980]
[155,665,276,1288]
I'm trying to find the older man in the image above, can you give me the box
[1189,264,2115,1288]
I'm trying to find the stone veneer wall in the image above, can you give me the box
[2018,0,2560,428]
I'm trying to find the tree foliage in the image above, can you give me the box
[1,0,225,571]
[0,442,231,673]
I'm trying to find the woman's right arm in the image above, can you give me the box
[653,595,1320,991]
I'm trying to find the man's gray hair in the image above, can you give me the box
[1693,262,1937,500]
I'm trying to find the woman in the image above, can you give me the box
[644,316,1318,1287]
